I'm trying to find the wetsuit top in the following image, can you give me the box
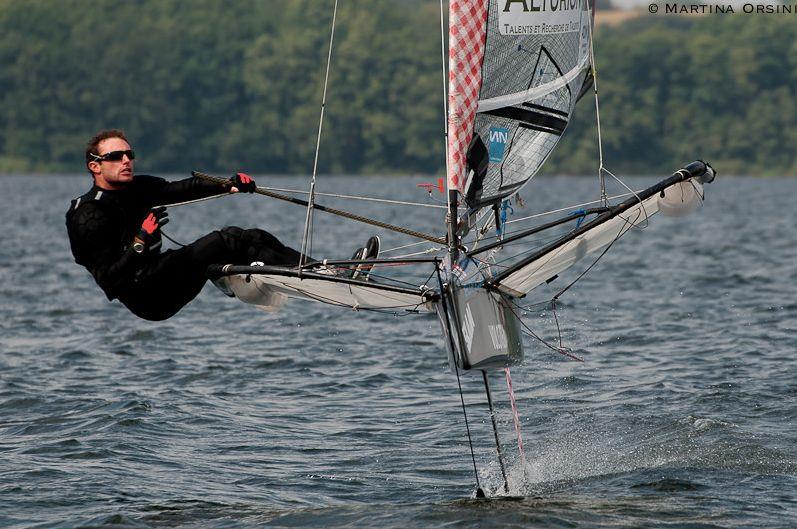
[65,174,228,300]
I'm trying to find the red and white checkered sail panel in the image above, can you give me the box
[447,0,489,193]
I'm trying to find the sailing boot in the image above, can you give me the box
[350,236,380,281]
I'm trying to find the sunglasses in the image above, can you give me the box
[91,149,135,162]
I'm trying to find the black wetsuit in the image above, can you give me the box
[66,175,303,321]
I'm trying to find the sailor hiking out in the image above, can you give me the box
[66,129,379,321]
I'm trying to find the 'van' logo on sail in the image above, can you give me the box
[488,127,510,164]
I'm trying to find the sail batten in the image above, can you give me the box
[476,53,591,113]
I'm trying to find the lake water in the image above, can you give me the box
[0,173,795,528]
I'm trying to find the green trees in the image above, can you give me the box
[547,15,797,176]
[0,1,795,175]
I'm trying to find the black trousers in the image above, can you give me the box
[119,227,304,321]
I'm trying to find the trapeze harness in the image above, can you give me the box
[65,175,303,321]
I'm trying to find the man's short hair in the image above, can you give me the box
[85,129,129,164]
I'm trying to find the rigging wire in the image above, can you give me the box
[497,207,640,364]
[468,225,574,252]
[260,186,447,209]
[603,170,652,229]
[300,0,339,269]
[467,230,571,266]
[363,270,437,292]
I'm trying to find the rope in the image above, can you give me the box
[381,240,437,255]
[551,298,565,350]
[192,171,446,245]
[260,186,446,209]
[160,230,185,248]
[392,247,444,259]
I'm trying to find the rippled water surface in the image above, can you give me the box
[1,174,795,528]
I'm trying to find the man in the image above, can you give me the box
[66,129,378,321]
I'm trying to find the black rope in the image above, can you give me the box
[160,229,186,247]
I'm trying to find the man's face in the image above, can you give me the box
[89,137,135,190]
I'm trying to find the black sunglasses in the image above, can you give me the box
[91,149,135,162]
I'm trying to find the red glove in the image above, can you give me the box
[230,172,256,193]
[133,206,169,252]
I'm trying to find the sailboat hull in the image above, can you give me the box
[437,284,524,372]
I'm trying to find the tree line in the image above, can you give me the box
[1,0,794,176]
